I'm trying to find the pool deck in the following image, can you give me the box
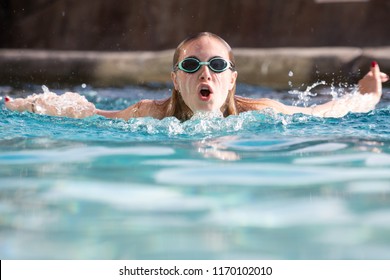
[0,47,389,89]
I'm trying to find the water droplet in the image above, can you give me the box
[288,71,294,77]
[42,85,49,93]
[81,83,87,88]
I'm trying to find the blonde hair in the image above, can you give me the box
[166,32,239,121]
[154,32,264,121]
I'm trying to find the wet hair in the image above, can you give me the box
[154,32,262,121]
[167,32,239,121]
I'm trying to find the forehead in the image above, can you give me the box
[180,36,230,60]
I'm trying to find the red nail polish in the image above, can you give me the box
[4,96,10,102]
[371,61,377,67]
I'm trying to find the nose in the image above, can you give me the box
[199,65,212,81]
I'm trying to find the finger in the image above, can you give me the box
[4,96,14,110]
[380,72,389,82]
[371,61,380,78]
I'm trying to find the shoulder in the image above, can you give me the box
[235,96,287,113]
[135,98,171,119]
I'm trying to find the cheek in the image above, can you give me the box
[176,74,195,92]
[179,79,193,95]
[217,75,233,93]
[227,73,236,90]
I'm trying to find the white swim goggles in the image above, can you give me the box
[174,57,235,73]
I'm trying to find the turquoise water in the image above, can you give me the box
[1,83,390,259]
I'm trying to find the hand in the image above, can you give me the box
[358,61,389,96]
[4,95,36,113]
[4,91,96,118]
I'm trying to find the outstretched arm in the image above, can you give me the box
[4,91,96,118]
[4,88,165,120]
[96,99,164,120]
[258,62,389,117]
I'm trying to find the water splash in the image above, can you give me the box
[289,81,326,107]
[3,84,390,143]
[288,71,294,88]
[25,85,96,118]
[42,85,50,94]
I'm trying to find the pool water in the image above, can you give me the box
[1,83,390,259]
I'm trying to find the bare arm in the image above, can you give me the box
[4,91,96,118]
[5,89,166,120]
[256,62,389,117]
[95,100,147,120]
[96,99,166,120]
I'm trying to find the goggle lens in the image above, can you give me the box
[180,58,200,72]
[209,58,228,72]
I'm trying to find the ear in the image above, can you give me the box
[171,71,179,91]
[229,71,238,90]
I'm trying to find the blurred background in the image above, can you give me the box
[0,0,389,88]
[1,0,389,51]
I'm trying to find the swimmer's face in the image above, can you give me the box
[171,36,237,113]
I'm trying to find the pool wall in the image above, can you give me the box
[0,47,389,89]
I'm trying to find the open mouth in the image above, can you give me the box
[200,88,211,97]
[199,85,213,100]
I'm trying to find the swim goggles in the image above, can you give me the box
[174,57,235,73]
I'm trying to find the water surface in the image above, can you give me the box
[1,83,390,259]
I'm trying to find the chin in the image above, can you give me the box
[194,106,218,113]
[194,102,221,112]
